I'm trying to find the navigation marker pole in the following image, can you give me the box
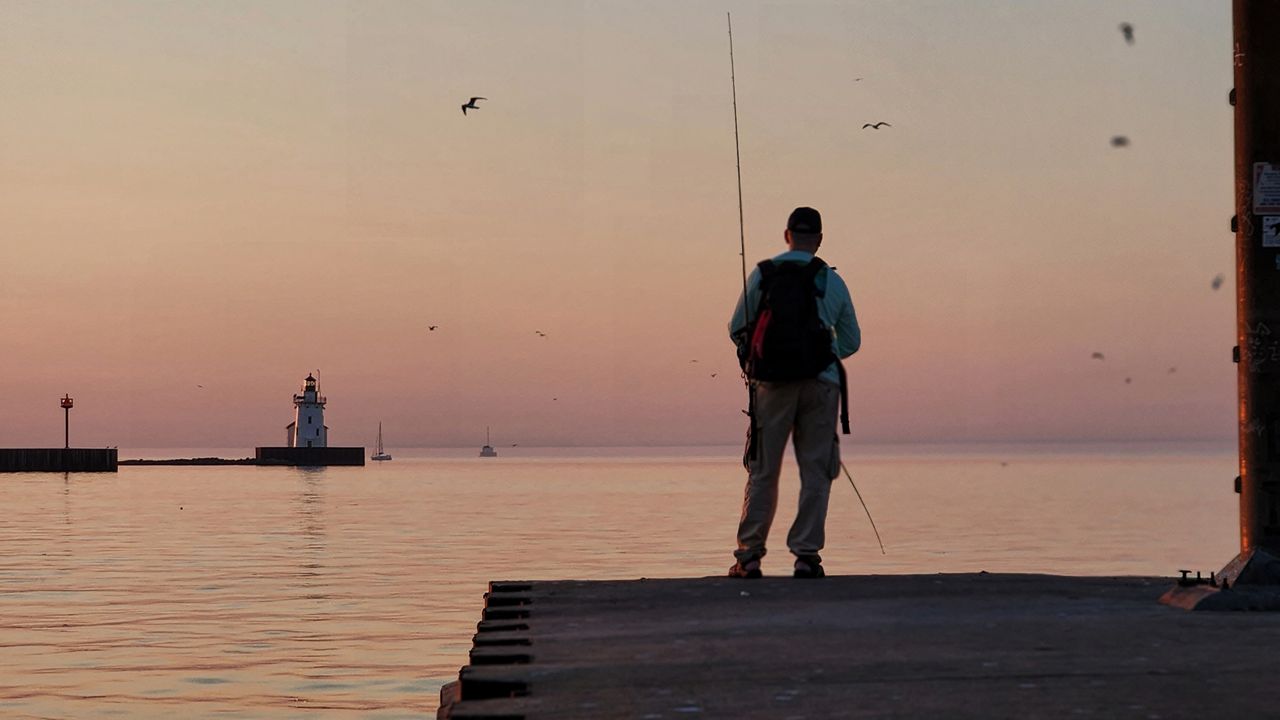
[61,394,73,449]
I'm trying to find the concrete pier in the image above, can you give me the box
[0,448,117,472]
[440,574,1280,719]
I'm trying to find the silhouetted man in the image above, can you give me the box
[728,207,861,578]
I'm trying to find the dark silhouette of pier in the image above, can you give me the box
[0,448,117,473]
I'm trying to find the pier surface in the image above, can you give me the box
[441,573,1280,719]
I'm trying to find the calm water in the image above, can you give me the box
[1,444,1237,718]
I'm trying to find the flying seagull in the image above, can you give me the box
[1119,22,1134,46]
[1212,274,1225,291]
[535,330,547,337]
[461,97,487,115]
[1125,377,1133,384]
[1111,135,1130,148]
[711,373,718,378]
[1091,352,1105,361]
[862,122,891,130]
[428,325,438,331]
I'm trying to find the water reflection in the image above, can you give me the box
[295,472,327,601]
[62,472,70,526]
[0,448,1240,718]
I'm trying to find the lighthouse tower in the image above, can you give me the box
[286,374,328,448]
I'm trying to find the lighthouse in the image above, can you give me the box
[286,374,328,448]
[256,373,362,466]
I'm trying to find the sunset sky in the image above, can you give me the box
[0,1,1235,449]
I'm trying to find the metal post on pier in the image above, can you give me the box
[1231,0,1280,567]
[1160,1,1280,608]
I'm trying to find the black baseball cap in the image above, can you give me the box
[787,206,822,234]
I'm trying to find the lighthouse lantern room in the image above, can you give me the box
[286,374,328,448]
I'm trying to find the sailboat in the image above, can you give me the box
[479,426,498,458]
[371,422,392,461]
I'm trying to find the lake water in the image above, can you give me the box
[0,443,1239,718]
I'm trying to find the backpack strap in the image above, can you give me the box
[756,259,778,281]
[800,257,827,297]
[837,359,850,435]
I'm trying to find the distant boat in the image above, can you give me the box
[479,426,498,458]
[371,422,392,461]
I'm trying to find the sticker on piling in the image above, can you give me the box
[1254,163,1280,214]
[1265,217,1280,247]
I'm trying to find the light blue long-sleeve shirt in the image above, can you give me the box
[729,250,861,386]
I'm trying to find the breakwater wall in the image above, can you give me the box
[118,457,258,466]
[0,448,118,473]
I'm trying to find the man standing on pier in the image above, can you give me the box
[728,207,861,579]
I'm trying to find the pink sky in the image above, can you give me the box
[0,2,1236,449]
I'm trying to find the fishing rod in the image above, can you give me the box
[728,13,748,305]
[727,12,759,466]
[726,14,884,553]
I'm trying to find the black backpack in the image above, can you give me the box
[743,258,836,381]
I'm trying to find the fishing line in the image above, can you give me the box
[840,461,886,554]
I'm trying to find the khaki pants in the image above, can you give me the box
[735,379,840,564]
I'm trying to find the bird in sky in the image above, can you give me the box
[197,384,205,388]
[862,122,891,130]
[1212,274,1225,291]
[1091,352,1105,361]
[535,330,547,337]
[1111,135,1130,148]
[1119,22,1134,45]
[511,443,519,447]
[711,373,718,378]
[1125,377,1133,384]
[428,325,438,331]
[690,359,699,363]
[1168,367,1178,374]
[854,77,863,82]
[461,97,487,115]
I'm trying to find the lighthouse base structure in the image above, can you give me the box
[255,446,365,467]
